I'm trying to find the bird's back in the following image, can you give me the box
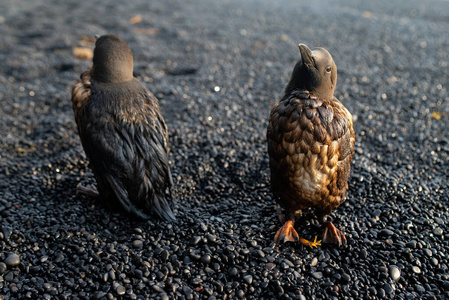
[72,73,175,221]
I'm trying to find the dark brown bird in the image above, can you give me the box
[267,44,355,247]
[72,34,175,221]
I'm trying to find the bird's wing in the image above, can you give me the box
[72,67,92,130]
[318,97,355,193]
[134,89,175,221]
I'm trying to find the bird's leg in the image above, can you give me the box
[276,206,285,224]
[76,184,99,197]
[321,215,347,246]
[274,215,321,248]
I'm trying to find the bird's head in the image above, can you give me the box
[286,44,337,101]
[91,35,134,83]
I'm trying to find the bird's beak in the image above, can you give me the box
[298,44,314,69]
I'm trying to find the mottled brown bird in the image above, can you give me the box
[72,34,175,221]
[267,44,355,247]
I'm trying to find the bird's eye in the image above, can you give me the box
[325,66,332,73]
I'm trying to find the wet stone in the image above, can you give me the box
[132,240,143,249]
[201,254,211,264]
[360,248,368,259]
[341,273,350,283]
[183,286,193,296]
[229,267,238,277]
[384,283,394,294]
[116,285,126,296]
[432,228,443,236]
[430,258,438,266]
[423,249,432,257]
[160,250,170,261]
[389,265,401,282]
[55,254,64,263]
[415,285,425,293]
[283,259,294,268]
[243,274,253,284]
[4,271,14,282]
[0,262,7,274]
[406,240,417,249]
[206,234,217,243]
[191,236,201,245]
[5,253,20,267]
[312,272,323,279]
[379,229,394,237]
[2,226,12,241]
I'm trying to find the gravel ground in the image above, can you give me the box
[1,0,449,299]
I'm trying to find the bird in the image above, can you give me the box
[267,44,355,247]
[71,34,176,222]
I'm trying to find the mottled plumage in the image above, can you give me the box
[72,34,175,221]
[267,44,355,247]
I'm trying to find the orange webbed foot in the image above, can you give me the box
[274,220,321,248]
[322,221,347,247]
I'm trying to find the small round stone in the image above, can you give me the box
[384,283,393,294]
[341,273,351,283]
[243,274,253,284]
[406,240,417,249]
[160,250,170,261]
[132,240,143,249]
[0,262,7,274]
[415,285,425,293]
[312,272,323,279]
[201,254,211,264]
[432,228,443,236]
[229,267,238,277]
[116,285,126,296]
[4,253,20,267]
[379,229,394,237]
[389,265,401,282]
[191,236,201,245]
[206,234,217,243]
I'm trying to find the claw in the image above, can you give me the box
[305,236,322,248]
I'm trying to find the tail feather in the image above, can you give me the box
[107,174,176,222]
[106,174,151,220]
[152,193,176,222]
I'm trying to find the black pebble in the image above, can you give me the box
[0,262,6,274]
[4,253,20,267]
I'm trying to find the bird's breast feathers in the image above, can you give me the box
[268,93,353,204]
